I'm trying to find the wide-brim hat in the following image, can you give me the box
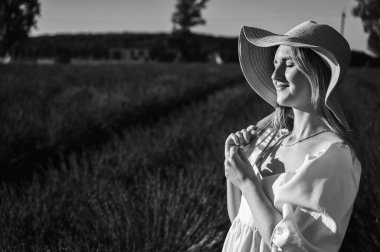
[239,20,351,129]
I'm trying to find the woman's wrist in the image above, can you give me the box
[240,176,260,194]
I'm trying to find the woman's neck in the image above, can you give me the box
[290,108,328,140]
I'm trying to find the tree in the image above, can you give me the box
[171,0,209,34]
[170,0,210,62]
[352,0,380,56]
[0,0,40,58]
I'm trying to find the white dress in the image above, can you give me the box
[222,129,362,252]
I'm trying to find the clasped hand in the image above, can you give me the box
[224,125,258,189]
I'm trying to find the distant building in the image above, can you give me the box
[109,48,151,63]
[0,53,11,64]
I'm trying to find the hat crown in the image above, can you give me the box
[285,21,351,73]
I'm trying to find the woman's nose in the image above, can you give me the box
[271,65,285,82]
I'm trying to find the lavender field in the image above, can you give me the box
[0,64,378,251]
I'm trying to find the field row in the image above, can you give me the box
[0,64,243,179]
[0,82,272,251]
[0,66,379,251]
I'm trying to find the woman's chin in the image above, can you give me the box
[276,99,289,107]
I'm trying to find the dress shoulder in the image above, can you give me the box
[270,141,362,251]
[307,141,359,167]
[273,141,362,214]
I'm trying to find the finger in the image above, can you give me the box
[249,128,257,134]
[225,159,232,172]
[235,131,244,146]
[237,148,250,164]
[246,125,255,131]
[226,133,238,148]
[229,149,246,172]
[229,133,239,146]
[229,146,239,159]
[230,147,245,170]
[241,129,250,144]
[226,133,235,143]
[247,125,257,136]
[230,145,239,153]
[224,158,230,168]
[234,148,245,161]
[246,125,257,132]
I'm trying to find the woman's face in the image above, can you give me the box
[272,45,312,110]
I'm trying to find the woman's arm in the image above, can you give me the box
[224,125,257,222]
[240,177,282,246]
[226,180,241,223]
[225,146,282,247]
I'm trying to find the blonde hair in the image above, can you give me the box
[254,46,354,166]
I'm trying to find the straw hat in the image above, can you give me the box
[239,20,351,129]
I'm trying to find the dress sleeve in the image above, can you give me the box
[270,142,362,252]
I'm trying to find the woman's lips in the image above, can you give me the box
[276,84,289,90]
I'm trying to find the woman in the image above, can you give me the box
[223,21,361,252]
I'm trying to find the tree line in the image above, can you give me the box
[1,0,380,62]
[11,32,238,63]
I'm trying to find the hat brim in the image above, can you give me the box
[239,25,349,129]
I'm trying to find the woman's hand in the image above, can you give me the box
[224,145,258,189]
[225,125,257,159]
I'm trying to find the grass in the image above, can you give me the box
[0,63,243,179]
[0,64,379,251]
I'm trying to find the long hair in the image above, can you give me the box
[253,46,355,166]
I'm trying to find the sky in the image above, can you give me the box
[32,0,369,52]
